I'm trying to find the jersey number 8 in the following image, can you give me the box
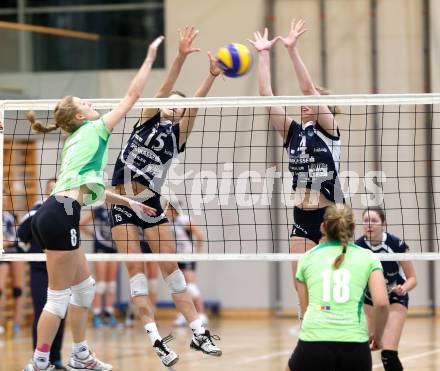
[320,268,351,303]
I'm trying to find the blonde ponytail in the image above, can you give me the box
[321,205,355,269]
[26,111,58,133]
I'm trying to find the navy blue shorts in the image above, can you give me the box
[110,194,168,230]
[178,262,196,271]
[364,291,409,308]
[94,241,117,254]
[290,206,327,245]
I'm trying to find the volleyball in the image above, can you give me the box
[216,43,253,78]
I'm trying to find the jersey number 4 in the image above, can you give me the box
[320,268,350,303]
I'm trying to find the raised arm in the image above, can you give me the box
[178,51,221,148]
[248,28,292,142]
[280,19,338,135]
[141,26,201,121]
[102,36,164,131]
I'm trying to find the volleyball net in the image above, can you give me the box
[1,94,439,262]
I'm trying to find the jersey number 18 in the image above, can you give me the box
[320,268,351,303]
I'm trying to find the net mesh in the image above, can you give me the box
[1,94,439,261]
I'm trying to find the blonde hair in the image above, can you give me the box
[315,85,341,115]
[322,205,355,269]
[27,95,81,134]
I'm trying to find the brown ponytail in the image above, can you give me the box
[27,95,81,134]
[322,205,355,269]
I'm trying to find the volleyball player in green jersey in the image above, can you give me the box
[287,205,389,371]
[22,36,163,371]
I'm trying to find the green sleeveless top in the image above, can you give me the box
[52,117,111,205]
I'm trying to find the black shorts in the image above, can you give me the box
[31,195,81,251]
[178,262,196,271]
[364,290,409,308]
[140,240,152,254]
[288,340,371,371]
[94,241,117,254]
[290,206,327,245]
[110,194,168,230]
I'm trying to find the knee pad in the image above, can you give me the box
[44,288,71,319]
[187,283,201,298]
[12,287,23,298]
[70,276,96,308]
[130,273,148,297]
[381,350,403,371]
[107,281,116,295]
[95,281,106,295]
[148,279,158,294]
[165,269,187,294]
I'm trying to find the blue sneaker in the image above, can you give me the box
[106,314,119,327]
[93,314,104,328]
[12,322,20,335]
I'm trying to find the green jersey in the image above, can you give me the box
[296,241,382,343]
[52,117,111,205]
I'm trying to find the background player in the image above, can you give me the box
[287,205,389,371]
[356,207,417,371]
[80,206,119,328]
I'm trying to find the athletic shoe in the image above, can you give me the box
[190,330,222,356]
[199,313,209,326]
[22,360,54,371]
[103,313,119,328]
[92,315,104,328]
[67,351,112,370]
[173,313,187,327]
[153,334,179,367]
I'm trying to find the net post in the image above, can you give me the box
[0,100,4,255]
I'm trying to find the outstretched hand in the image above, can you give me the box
[279,18,307,49]
[207,51,223,77]
[128,200,157,218]
[178,25,201,56]
[146,36,165,62]
[248,27,279,52]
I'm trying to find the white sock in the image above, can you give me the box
[189,318,205,336]
[144,322,161,345]
[93,308,101,315]
[105,306,114,314]
[34,349,50,369]
[72,340,89,360]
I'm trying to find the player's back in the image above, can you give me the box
[297,241,382,343]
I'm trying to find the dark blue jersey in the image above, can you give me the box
[17,201,46,270]
[112,112,185,193]
[3,210,18,252]
[284,120,343,203]
[91,206,113,248]
[355,232,409,292]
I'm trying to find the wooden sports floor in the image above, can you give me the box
[4,316,440,370]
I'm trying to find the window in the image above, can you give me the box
[0,1,164,72]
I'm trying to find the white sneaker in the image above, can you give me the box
[153,334,179,367]
[190,330,222,356]
[199,313,209,326]
[173,313,187,327]
[22,360,54,371]
[68,351,112,370]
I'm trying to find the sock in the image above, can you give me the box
[34,348,50,369]
[72,340,89,360]
[105,306,114,315]
[93,308,101,315]
[144,322,161,345]
[189,318,205,336]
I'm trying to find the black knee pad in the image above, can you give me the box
[381,350,403,371]
[12,287,23,298]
